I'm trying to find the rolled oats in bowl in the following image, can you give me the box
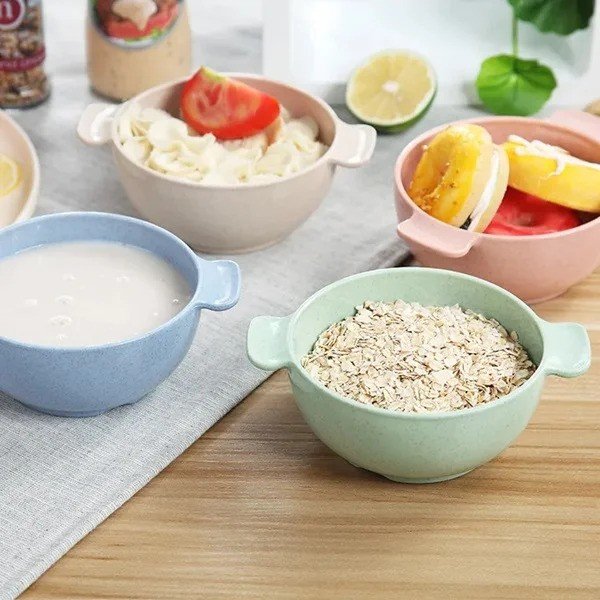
[301,300,536,413]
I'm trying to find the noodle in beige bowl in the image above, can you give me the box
[78,74,377,254]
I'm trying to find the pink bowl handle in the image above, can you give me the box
[397,210,477,259]
[547,110,600,143]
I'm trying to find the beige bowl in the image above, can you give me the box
[0,110,39,228]
[78,74,376,254]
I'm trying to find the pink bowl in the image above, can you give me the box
[394,111,600,304]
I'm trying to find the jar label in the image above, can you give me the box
[0,0,26,30]
[0,46,44,71]
[91,0,183,49]
[0,0,45,73]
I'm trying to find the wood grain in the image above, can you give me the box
[23,271,600,600]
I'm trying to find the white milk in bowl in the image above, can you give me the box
[0,242,191,347]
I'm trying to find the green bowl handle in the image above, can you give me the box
[247,315,293,371]
[539,320,591,378]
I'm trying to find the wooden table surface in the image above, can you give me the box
[23,272,600,599]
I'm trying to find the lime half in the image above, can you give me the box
[346,50,436,133]
[0,153,21,198]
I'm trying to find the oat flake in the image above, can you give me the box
[301,300,536,413]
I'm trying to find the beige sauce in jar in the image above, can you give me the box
[86,0,191,101]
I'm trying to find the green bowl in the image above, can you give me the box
[247,268,591,483]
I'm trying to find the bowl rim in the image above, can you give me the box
[394,115,600,241]
[0,211,202,353]
[0,110,40,225]
[110,73,341,191]
[287,266,546,420]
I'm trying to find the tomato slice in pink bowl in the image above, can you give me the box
[485,187,581,236]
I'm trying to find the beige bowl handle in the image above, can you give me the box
[328,120,377,167]
[77,103,118,146]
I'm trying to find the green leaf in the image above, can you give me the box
[508,0,595,35]
[476,54,557,116]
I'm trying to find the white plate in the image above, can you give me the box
[0,110,39,228]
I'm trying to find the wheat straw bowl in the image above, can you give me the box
[247,268,590,483]
[0,212,241,417]
[77,74,376,254]
[395,110,600,304]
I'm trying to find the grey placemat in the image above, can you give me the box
[0,3,486,598]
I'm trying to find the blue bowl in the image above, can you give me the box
[0,212,241,417]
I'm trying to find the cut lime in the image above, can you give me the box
[0,153,21,198]
[346,50,436,133]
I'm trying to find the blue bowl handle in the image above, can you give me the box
[194,258,241,312]
[247,315,293,371]
[539,320,591,378]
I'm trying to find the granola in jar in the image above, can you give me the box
[0,0,49,108]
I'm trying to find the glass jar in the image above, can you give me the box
[86,0,192,101]
[0,0,50,108]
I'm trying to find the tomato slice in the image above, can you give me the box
[485,187,580,236]
[180,67,280,140]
